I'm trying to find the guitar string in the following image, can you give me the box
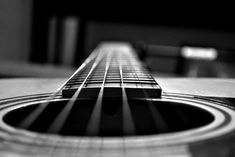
[144,81,169,132]
[122,49,166,156]
[124,53,153,156]
[79,52,112,156]
[118,51,136,136]
[129,51,169,133]
[17,48,99,129]
[60,45,164,156]
[121,51,137,157]
[16,49,100,157]
[58,46,164,156]
[47,48,113,156]
[117,51,128,157]
[77,50,113,157]
[47,48,105,134]
[47,49,106,156]
[19,44,160,156]
[37,50,103,156]
[119,50,141,157]
[85,50,113,136]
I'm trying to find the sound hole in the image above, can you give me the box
[3,99,214,137]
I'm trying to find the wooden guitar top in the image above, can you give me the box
[1,78,235,99]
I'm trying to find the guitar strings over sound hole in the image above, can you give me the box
[3,99,214,137]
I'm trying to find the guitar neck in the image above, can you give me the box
[62,42,161,98]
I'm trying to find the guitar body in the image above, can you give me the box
[0,43,235,156]
[0,78,235,156]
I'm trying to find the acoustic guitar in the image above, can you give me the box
[0,42,235,157]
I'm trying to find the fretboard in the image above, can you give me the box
[62,42,161,98]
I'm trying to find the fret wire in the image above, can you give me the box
[129,56,145,88]
[67,80,158,85]
[47,49,105,134]
[120,55,155,88]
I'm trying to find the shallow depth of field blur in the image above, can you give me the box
[0,0,235,78]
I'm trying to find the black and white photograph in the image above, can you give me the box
[0,1,235,156]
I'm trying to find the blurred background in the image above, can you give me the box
[0,0,235,78]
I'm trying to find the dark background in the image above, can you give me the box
[1,0,235,77]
